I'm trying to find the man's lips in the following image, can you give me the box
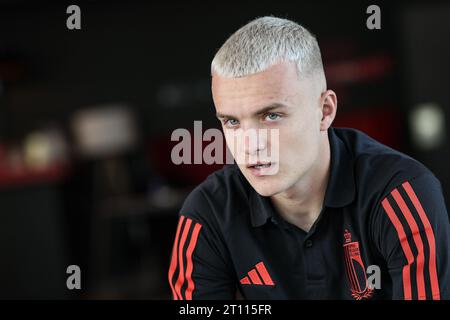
[245,162,277,177]
[246,161,272,169]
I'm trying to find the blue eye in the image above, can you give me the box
[224,119,240,128]
[265,113,281,121]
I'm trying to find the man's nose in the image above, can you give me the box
[243,128,268,156]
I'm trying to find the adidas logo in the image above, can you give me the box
[240,261,275,286]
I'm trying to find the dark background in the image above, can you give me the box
[0,0,449,299]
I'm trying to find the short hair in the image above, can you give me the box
[211,16,325,81]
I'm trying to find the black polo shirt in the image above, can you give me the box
[168,127,450,300]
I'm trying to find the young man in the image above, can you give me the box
[168,16,450,300]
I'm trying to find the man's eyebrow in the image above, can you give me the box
[216,103,289,119]
[252,103,289,116]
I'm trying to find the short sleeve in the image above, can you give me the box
[167,190,237,299]
[372,174,450,300]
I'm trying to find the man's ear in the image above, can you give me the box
[319,90,337,131]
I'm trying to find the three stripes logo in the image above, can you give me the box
[240,262,275,286]
[168,215,202,300]
[381,181,440,300]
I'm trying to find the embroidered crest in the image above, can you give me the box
[343,229,374,300]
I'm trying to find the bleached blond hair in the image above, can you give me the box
[211,16,325,83]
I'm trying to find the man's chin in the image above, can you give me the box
[238,168,284,196]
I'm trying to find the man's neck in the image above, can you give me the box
[270,135,331,232]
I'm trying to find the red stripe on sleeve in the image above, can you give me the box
[168,215,185,300]
[381,197,414,300]
[174,218,192,300]
[184,222,202,300]
[391,189,426,300]
[402,181,441,300]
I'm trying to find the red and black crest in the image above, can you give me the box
[343,229,374,300]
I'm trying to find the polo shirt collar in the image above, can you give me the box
[249,127,356,228]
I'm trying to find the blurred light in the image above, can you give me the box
[24,128,69,170]
[409,103,446,150]
[24,132,51,170]
[71,105,138,159]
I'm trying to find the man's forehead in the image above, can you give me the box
[212,61,299,89]
[212,65,302,113]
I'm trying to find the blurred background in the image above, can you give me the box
[0,0,449,299]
